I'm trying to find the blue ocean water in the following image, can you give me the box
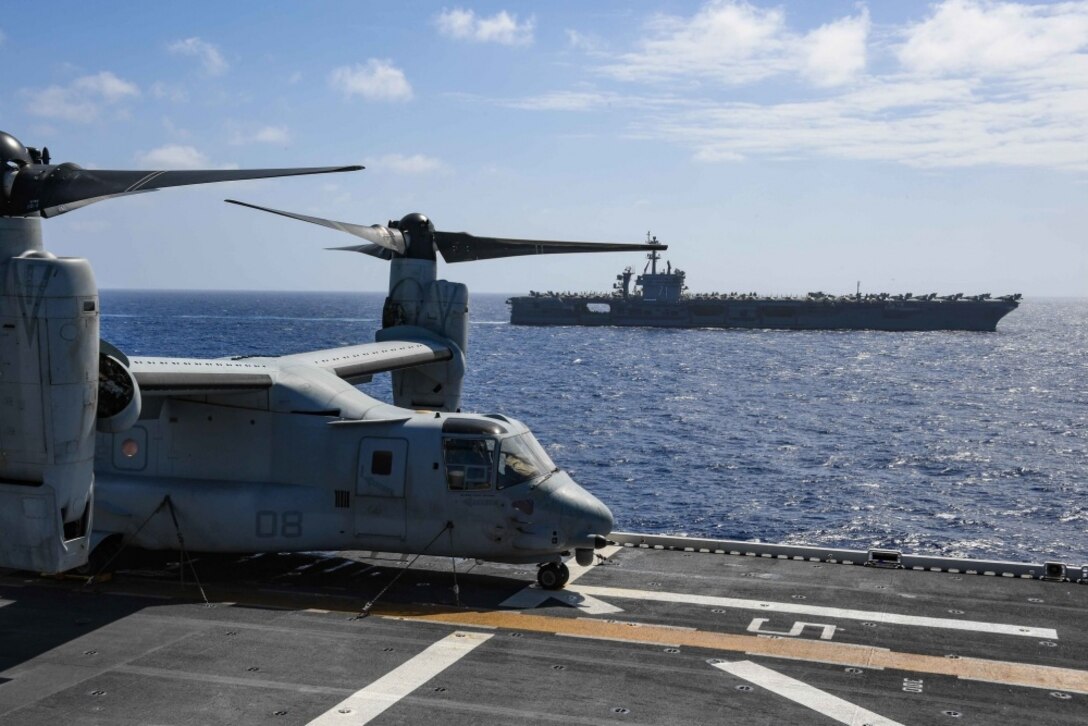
[101,290,1088,564]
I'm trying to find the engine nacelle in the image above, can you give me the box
[381,257,468,412]
[0,233,97,572]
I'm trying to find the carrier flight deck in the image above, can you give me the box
[1,534,1085,725]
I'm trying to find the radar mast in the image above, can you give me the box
[645,231,661,275]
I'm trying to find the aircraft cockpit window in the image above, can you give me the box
[444,437,495,490]
[497,433,555,490]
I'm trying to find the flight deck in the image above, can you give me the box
[1,535,1085,725]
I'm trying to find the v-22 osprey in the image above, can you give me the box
[0,131,665,590]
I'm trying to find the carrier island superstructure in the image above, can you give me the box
[509,235,1020,332]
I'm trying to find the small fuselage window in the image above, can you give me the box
[371,450,393,476]
[444,437,495,490]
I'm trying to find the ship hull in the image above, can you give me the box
[509,296,1019,332]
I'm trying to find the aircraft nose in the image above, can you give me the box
[583,494,614,539]
[553,474,614,545]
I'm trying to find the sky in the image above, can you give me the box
[2,0,1086,296]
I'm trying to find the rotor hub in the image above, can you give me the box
[399,212,436,260]
[0,131,31,168]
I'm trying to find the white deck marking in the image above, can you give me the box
[748,618,838,640]
[571,585,1057,639]
[713,660,906,726]
[307,630,491,725]
[499,545,624,614]
[563,545,623,582]
[543,589,622,615]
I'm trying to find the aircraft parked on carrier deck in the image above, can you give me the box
[0,130,658,590]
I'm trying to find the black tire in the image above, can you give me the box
[538,563,564,590]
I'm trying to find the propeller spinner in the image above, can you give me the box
[0,130,363,219]
[224,200,667,262]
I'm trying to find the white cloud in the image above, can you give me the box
[638,69,1088,171]
[169,37,228,75]
[231,125,291,145]
[151,81,189,103]
[136,144,210,169]
[33,87,97,122]
[25,71,139,122]
[566,29,604,52]
[512,91,619,112]
[513,1,1088,173]
[898,0,1088,76]
[799,10,870,87]
[435,8,534,46]
[365,153,448,175]
[602,1,788,84]
[599,1,870,87]
[510,90,697,112]
[330,59,413,102]
[253,125,290,144]
[73,71,140,101]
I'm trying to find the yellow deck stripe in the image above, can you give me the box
[24,575,1086,695]
[384,607,1088,695]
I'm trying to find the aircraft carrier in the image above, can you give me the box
[2,534,1085,725]
[508,239,1021,332]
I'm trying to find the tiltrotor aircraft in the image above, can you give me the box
[0,130,665,590]
[0,129,359,575]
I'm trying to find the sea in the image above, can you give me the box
[100,290,1088,565]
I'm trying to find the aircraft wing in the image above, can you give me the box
[129,358,276,397]
[276,339,453,384]
[127,339,451,396]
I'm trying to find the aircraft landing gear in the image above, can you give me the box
[537,562,570,590]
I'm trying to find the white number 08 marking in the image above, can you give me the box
[255,510,303,538]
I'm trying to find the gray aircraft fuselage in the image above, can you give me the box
[92,359,613,564]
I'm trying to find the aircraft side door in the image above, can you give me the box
[355,437,408,539]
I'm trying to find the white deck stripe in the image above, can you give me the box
[563,544,622,582]
[306,630,491,725]
[572,585,1057,639]
[713,660,905,726]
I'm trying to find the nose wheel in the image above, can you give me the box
[537,562,570,590]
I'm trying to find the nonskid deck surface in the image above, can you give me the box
[1,542,1085,725]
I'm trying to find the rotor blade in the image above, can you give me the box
[19,163,361,218]
[433,231,667,263]
[225,199,406,255]
[40,189,157,217]
[327,243,395,260]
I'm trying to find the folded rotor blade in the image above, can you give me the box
[433,231,667,264]
[225,199,406,255]
[24,164,362,218]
